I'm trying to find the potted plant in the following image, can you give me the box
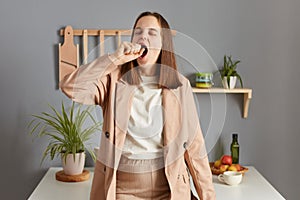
[219,55,243,89]
[28,101,101,175]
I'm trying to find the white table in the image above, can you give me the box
[28,166,285,200]
[211,167,285,200]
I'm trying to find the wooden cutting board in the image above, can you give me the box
[58,25,79,82]
[55,169,90,182]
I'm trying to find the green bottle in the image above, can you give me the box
[231,133,239,164]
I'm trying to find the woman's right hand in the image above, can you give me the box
[109,41,145,66]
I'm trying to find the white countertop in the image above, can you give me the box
[211,167,285,200]
[28,166,285,200]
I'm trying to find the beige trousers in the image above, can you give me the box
[116,156,171,200]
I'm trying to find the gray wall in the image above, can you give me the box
[1,0,299,199]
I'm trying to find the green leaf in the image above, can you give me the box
[236,74,244,88]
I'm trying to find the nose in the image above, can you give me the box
[141,31,148,40]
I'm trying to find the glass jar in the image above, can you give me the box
[195,72,213,88]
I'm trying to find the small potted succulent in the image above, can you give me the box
[28,101,101,175]
[219,55,243,89]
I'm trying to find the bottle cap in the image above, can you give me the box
[232,133,238,138]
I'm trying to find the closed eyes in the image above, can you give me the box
[134,28,160,36]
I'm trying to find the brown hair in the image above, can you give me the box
[120,11,182,89]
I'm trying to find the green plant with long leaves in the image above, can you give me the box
[28,101,101,164]
[219,55,243,88]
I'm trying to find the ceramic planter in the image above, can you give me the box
[61,152,85,175]
[222,76,237,89]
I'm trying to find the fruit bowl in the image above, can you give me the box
[209,162,248,175]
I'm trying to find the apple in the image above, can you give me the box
[228,165,238,171]
[228,164,242,171]
[214,160,222,169]
[221,155,232,165]
[233,164,242,171]
[219,164,229,172]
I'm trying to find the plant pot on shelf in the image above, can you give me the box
[222,76,237,89]
[219,55,243,89]
[62,152,86,175]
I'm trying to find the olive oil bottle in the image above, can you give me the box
[231,133,240,164]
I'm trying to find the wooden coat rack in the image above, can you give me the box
[58,25,176,82]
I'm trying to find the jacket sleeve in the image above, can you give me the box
[183,81,216,200]
[59,54,118,106]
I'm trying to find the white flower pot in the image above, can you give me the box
[222,76,237,89]
[61,152,85,175]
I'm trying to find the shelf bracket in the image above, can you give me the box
[243,90,252,118]
[192,87,253,118]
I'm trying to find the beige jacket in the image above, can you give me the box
[60,55,216,200]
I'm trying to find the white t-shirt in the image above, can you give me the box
[122,75,164,159]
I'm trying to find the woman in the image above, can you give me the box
[60,11,215,200]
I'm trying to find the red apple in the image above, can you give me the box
[221,155,232,165]
[219,164,229,172]
[214,160,222,169]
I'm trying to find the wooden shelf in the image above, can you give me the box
[192,87,252,118]
[59,29,176,36]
